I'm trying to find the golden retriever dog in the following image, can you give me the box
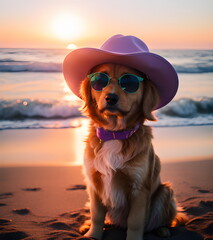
[80,63,177,240]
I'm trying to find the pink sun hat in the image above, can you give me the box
[63,34,178,109]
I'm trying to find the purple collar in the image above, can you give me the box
[96,123,140,141]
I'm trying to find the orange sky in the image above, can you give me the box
[0,0,212,49]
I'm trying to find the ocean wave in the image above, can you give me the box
[0,118,83,130]
[0,99,82,120]
[0,98,213,129]
[0,60,62,72]
[158,97,213,118]
[174,64,213,74]
[0,60,212,73]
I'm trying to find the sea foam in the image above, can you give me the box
[0,98,212,129]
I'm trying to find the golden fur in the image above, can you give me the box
[80,63,177,240]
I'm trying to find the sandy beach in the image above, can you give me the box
[0,125,213,239]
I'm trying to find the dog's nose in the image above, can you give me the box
[105,94,119,106]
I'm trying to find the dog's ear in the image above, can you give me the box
[80,66,99,116]
[80,77,108,125]
[139,79,159,122]
[80,77,93,114]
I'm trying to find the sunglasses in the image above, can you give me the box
[87,72,144,93]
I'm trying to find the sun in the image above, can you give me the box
[52,13,82,41]
[66,43,78,50]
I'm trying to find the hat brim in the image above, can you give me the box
[63,48,178,109]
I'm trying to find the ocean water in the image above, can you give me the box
[0,48,212,130]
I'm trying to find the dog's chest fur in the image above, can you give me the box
[92,140,127,208]
[90,139,146,210]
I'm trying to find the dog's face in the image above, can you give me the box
[91,64,144,128]
[80,63,159,130]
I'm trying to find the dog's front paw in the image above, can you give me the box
[84,227,103,240]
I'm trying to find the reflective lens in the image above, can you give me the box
[87,72,143,93]
[88,72,109,91]
[119,74,143,93]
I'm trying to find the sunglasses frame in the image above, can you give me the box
[87,72,144,93]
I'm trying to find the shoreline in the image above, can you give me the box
[0,124,212,167]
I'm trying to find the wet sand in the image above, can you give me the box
[0,125,212,239]
[0,160,212,240]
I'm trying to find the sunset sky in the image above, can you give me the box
[0,0,212,49]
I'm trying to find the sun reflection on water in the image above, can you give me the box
[61,81,80,103]
[68,118,89,166]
